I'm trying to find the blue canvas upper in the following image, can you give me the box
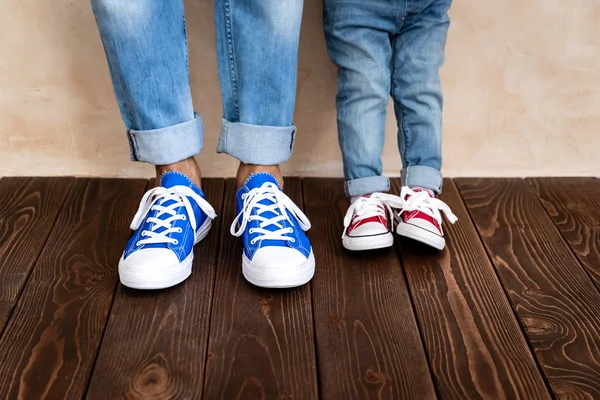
[123,171,209,262]
[236,173,312,261]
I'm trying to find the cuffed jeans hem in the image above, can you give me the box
[345,175,390,197]
[217,118,296,165]
[401,165,443,194]
[127,113,204,165]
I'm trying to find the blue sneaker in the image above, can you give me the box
[119,171,216,289]
[231,173,315,288]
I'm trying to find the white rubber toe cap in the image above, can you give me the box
[119,248,193,290]
[243,247,315,289]
[251,246,308,268]
[349,221,388,237]
[120,248,180,271]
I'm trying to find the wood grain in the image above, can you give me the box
[391,179,550,400]
[0,178,146,400]
[85,179,225,400]
[527,178,600,291]
[304,178,435,399]
[456,178,600,399]
[0,177,73,334]
[203,178,318,400]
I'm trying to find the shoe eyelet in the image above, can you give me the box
[176,228,182,233]
[141,230,147,236]
[249,228,254,234]
[135,241,141,247]
[173,239,179,245]
[181,215,187,221]
[250,239,257,245]
[290,238,296,243]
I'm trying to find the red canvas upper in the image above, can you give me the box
[401,189,442,233]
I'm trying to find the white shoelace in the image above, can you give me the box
[342,193,404,238]
[130,185,217,246]
[400,187,458,227]
[230,182,311,245]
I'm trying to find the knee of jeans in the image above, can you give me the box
[339,69,389,105]
[340,122,385,159]
[91,0,151,23]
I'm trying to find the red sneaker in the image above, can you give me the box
[396,187,457,250]
[342,193,403,251]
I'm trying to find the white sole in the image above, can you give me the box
[396,222,445,250]
[342,232,394,251]
[194,219,212,244]
[119,219,213,290]
[242,249,315,289]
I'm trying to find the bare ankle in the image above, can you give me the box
[155,157,202,188]
[236,163,283,188]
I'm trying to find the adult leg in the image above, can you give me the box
[215,0,304,188]
[91,0,203,185]
[91,0,216,289]
[215,0,314,288]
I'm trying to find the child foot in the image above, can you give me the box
[119,171,217,289]
[342,193,403,251]
[231,173,314,288]
[396,187,457,250]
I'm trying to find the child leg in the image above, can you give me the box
[391,0,452,194]
[323,0,398,198]
[392,0,456,250]
[324,1,401,250]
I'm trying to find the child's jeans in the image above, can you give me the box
[324,0,452,196]
[91,0,303,166]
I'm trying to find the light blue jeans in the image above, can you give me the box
[324,0,452,196]
[91,0,303,166]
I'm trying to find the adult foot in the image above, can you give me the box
[342,193,403,251]
[231,172,314,288]
[396,187,457,250]
[156,157,202,188]
[236,163,283,189]
[119,171,216,289]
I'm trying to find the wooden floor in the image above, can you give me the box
[0,177,599,399]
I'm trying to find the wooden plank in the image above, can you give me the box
[304,178,435,399]
[0,178,146,400]
[456,178,600,399]
[391,179,550,399]
[527,178,600,291]
[0,177,73,335]
[202,178,318,400]
[86,179,225,400]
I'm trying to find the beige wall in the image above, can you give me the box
[1,0,599,178]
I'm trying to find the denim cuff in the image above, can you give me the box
[345,176,390,197]
[217,118,296,165]
[127,113,204,165]
[401,165,443,194]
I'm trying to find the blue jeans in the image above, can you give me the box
[91,0,303,166]
[324,0,452,196]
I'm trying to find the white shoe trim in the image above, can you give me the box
[195,217,212,244]
[119,250,194,290]
[342,232,394,251]
[396,222,446,250]
[242,249,315,288]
